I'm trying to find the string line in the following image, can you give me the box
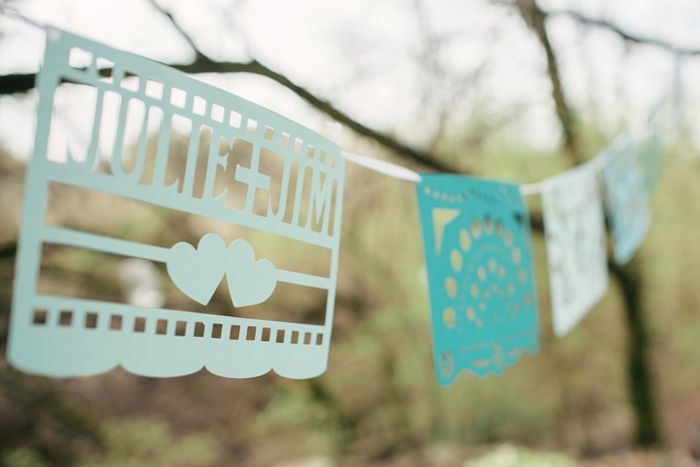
[0,8,668,198]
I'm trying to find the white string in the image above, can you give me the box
[340,147,612,197]
[520,182,544,196]
[341,150,422,183]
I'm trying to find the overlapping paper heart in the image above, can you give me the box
[166,234,277,307]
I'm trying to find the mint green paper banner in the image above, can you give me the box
[602,134,651,265]
[416,175,539,385]
[8,29,345,380]
[639,120,664,193]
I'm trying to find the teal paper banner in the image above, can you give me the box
[8,30,345,380]
[416,175,539,385]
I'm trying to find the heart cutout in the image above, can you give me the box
[226,239,278,308]
[166,233,227,305]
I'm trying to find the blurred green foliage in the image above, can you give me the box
[464,445,575,467]
[77,418,223,467]
[1,133,699,466]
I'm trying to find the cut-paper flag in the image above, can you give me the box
[542,163,608,337]
[416,175,539,385]
[602,134,651,265]
[8,30,345,380]
[638,123,664,193]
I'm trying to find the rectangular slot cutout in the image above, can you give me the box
[229,110,242,128]
[170,87,186,108]
[229,324,240,340]
[121,76,139,92]
[85,312,98,329]
[32,309,48,325]
[175,320,187,336]
[245,326,256,341]
[69,48,92,69]
[246,118,258,134]
[110,314,122,330]
[211,104,224,123]
[194,322,205,337]
[156,319,168,335]
[211,323,222,339]
[280,131,290,148]
[59,310,73,327]
[133,316,146,333]
[96,57,115,72]
[192,95,207,116]
[293,138,303,153]
[145,79,163,99]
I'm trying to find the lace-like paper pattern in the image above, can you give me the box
[603,134,651,265]
[416,175,539,385]
[9,30,345,379]
[542,164,608,336]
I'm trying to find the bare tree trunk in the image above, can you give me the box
[609,257,661,446]
[515,0,662,447]
[514,0,583,164]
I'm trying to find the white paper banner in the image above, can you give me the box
[542,163,608,336]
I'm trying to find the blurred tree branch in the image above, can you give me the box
[144,0,207,62]
[494,0,700,56]
[0,0,459,173]
[0,241,17,259]
[514,0,662,447]
[515,0,583,164]
[608,258,661,446]
[410,0,494,154]
[0,1,696,172]
[548,9,700,56]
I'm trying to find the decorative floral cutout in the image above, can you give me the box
[416,174,539,385]
[542,163,608,337]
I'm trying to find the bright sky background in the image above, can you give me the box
[0,0,699,164]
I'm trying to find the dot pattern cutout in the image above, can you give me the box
[416,174,539,385]
[602,133,652,265]
[542,163,608,337]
